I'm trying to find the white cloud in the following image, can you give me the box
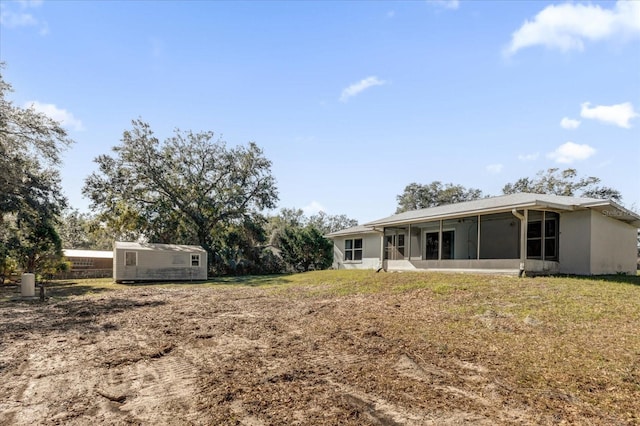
[19,1,44,6]
[486,163,503,174]
[0,10,36,28]
[302,201,325,216]
[427,0,460,10]
[560,117,581,129]
[26,101,85,131]
[504,0,640,56]
[386,10,396,19]
[547,142,595,164]
[0,0,48,34]
[580,101,638,128]
[339,76,386,103]
[518,152,539,161]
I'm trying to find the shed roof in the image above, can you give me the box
[114,242,207,253]
[63,249,113,259]
[363,193,640,228]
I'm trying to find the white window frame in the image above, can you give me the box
[527,212,559,261]
[124,251,137,266]
[344,238,363,263]
[191,253,201,267]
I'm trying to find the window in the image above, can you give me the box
[345,239,363,261]
[191,254,201,267]
[425,230,455,260]
[125,251,137,266]
[527,212,558,261]
[527,222,542,258]
[544,216,558,260]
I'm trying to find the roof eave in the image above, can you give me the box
[581,201,640,227]
[364,201,576,227]
[325,230,380,239]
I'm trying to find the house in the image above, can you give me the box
[113,242,208,283]
[61,249,113,278]
[326,193,640,276]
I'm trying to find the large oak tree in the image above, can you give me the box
[83,120,278,273]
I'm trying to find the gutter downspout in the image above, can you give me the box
[375,227,385,272]
[512,209,527,277]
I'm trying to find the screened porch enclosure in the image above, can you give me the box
[382,210,559,270]
[329,193,640,275]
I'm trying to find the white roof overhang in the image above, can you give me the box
[364,201,578,228]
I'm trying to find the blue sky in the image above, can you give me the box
[2,0,639,223]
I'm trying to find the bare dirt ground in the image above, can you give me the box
[0,281,635,425]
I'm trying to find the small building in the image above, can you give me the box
[326,193,640,276]
[61,249,113,279]
[113,242,208,283]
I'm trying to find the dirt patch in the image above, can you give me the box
[0,284,635,425]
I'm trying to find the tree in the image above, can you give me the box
[11,209,64,274]
[57,209,116,250]
[396,181,483,213]
[307,211,358,234]
[278,225,332,272]
[83,120,278,274]
[266,208,358,246]
[0,64,71,274]
[58,209,93,249]
[265,208,356,272]
[502,168,622,202]
[265,208,306,246]
[208,213,284,275]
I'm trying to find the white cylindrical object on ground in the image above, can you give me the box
[21,273,35,297]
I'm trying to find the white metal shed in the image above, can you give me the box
[113,242,208,282]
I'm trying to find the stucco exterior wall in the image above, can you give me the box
[590,210,637,275]
[558,210,591,275]
[332,234,381,270]
[558,210,636,275]
[114,247,207,282]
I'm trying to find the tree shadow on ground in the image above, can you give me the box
[117,274,295,288]
[45,281,117,298]
[0,280,116,303]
